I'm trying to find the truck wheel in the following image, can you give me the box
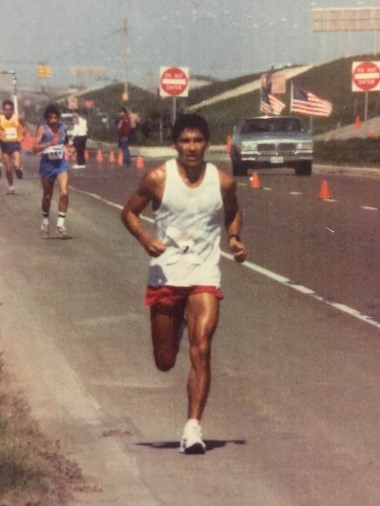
[295,161,312,176]
[232,162,248,176]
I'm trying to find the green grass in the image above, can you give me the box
[314,138,380,166]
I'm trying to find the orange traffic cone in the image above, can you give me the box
[96,149,103,163]
[250,171,261,189]
[118,151,123,166]
[136,155,145,170]
[225,135,232,153]
[355,114,361,130]
[109,150,116,162]
[85,149,89,161]
[319,179,331,200]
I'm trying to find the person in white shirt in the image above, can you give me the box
[72,110,88,168]
[121,113,246,455]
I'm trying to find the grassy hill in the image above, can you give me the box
[78,53,380,144]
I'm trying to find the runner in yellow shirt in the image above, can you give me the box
[0,99,27,194]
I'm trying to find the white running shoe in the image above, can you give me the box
[179,420,206,454]
[56,225,67,237]
[41,220,50,236]
[7,186,16,195]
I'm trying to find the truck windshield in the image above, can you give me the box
[242,118,302,134]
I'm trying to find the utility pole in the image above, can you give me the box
[123,17,129,102]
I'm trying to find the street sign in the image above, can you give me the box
[160,66,189,97]
[352,61,380,92]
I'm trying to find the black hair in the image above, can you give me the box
[43,104,61,120]
[172,113,210,142]
[119,107,128,113]
[2,99,14,109]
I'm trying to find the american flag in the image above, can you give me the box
[290,84,332,117]
[260,87,286,116]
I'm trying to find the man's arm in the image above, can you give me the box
[220,171,246,263]
[32,125,55,153]
[121,166,167,257]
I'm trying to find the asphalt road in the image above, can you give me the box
[0,153,379,505]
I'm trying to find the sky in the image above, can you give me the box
[0,0,378,90]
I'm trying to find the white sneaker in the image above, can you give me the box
[56,225,67,237]
[179,420,206,454]
[7,186,16,195]
[41,220,50,236]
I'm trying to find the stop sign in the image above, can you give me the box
[160,67,189,97]
[352,61,380,92]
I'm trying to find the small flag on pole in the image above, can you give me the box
[290,83,332,117]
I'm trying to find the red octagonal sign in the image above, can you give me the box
[160,67,189,97]
[352,61,380,92]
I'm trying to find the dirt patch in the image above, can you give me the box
[0,350,89,506]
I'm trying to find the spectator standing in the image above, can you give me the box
[128,109,140,144]
[117,107,131,166]
[72,110,88,169]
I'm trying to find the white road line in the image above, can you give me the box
[221,252,380,330]
[360,206,378,211]
[72,187,380,331]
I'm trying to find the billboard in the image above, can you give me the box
[312,7,380,31]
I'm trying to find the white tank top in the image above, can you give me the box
[148,158,223,287]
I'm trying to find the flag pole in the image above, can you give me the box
[290,81,293,113]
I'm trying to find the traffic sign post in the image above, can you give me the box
[159,66,189,124]
[352,61,380,121]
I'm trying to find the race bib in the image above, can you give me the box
[42,144,64,160]
[5,127,17,140]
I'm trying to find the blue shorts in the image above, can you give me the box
[39,156,69,180]
[1,141,21,155]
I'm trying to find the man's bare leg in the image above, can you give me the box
[186,292,219,420]
[178,293,219,454]
[150,303,185,371]
[56,171,69,235]
[41,178,55,235]
[3,153,14,191]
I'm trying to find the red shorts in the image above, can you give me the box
[144,285,224,307]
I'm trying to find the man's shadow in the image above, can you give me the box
[42,235,73,240]
[136,439,247,452]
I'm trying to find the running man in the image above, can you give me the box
[121,113,246,454]
[33,104,70,237]
[0,99,27,194]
